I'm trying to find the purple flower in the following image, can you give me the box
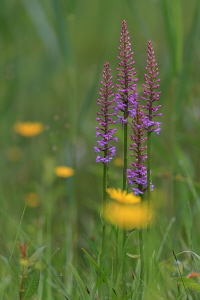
[94,62,118,163]
[141,40,162,134]
[115,20,138,123]
[127,104,153,195]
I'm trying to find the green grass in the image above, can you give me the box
[0,0,200,299]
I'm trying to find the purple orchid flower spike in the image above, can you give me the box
[94,62,118,164]
[116,20,138,124]
[127,104,153,195]
[141,40,162,134]
[140,40,162,197]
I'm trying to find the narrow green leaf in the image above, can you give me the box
[161,0,176,75]
[175,0,200,112]
[28,245,46,267]
[175,277,196,284]
[81,248,110,285]
[126,0,151,38]
[115,230,136,292]
[85,237,99,258]
[160,250,200,268]
[70,263,90,300]
[109,258,118,300]
[157,217,176,261]
[51,0,73,66]
[23,269,40,299]
[0,255,10,269]
[21,0,59,56]
[175,277,200,293]
[0,255,20,285]
[77,63,102,131]
[185,282,200,293]
[172,0,183,75]
[126,253,140,259]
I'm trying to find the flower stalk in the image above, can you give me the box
[127,103,148,195]
[116,20,138,191]
[141,40,162,199]
[18,242,28,300]
[115,20,139,293]
[94,62,117,264]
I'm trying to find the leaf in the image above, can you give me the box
[184,282,200,293]
[180,251,200,261]
[70,263,90,300]
[174,277,194,284]
[28,245,46,267]
[23,269,40,299]
[126,253,140,259]
[0,255,20,285]
[0,255,10,269]
[115,230,137,291]
[160,250,200,268]
[85,237,99,258]
[81,248,110,285]
[175,277,200,293]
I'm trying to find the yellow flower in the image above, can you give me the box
[13,122,44,137]
[24,193,40,208]
[20,259,28,266]
[113,157,123,167]
[104,202,154,229]
[55,166,75,178]
[106,188,141,204]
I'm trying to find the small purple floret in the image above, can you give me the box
[94,62,118,164]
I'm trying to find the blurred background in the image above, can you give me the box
[0,0,200,281]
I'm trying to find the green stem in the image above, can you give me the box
[138,229,145,299]
[147,131,152,201]
[19,265,25,300]
[123,108,128,247]
[100,163,108,268]
[121,106,129,294]
[123,120,128,191]
[139,229,144,278]
[103,163,107,215]
[115,229,119,278]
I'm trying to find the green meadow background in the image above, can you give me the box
[1,0,200,299]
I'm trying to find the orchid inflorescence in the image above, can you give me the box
[141,40,162,135]
[94,20,161,196]
[115,20,138,124]
[94,62,118,164]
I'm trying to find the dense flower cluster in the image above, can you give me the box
[94,62,118,163]
[115,20,138,123]
[127,104,149,195]
[141,40,162,134]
